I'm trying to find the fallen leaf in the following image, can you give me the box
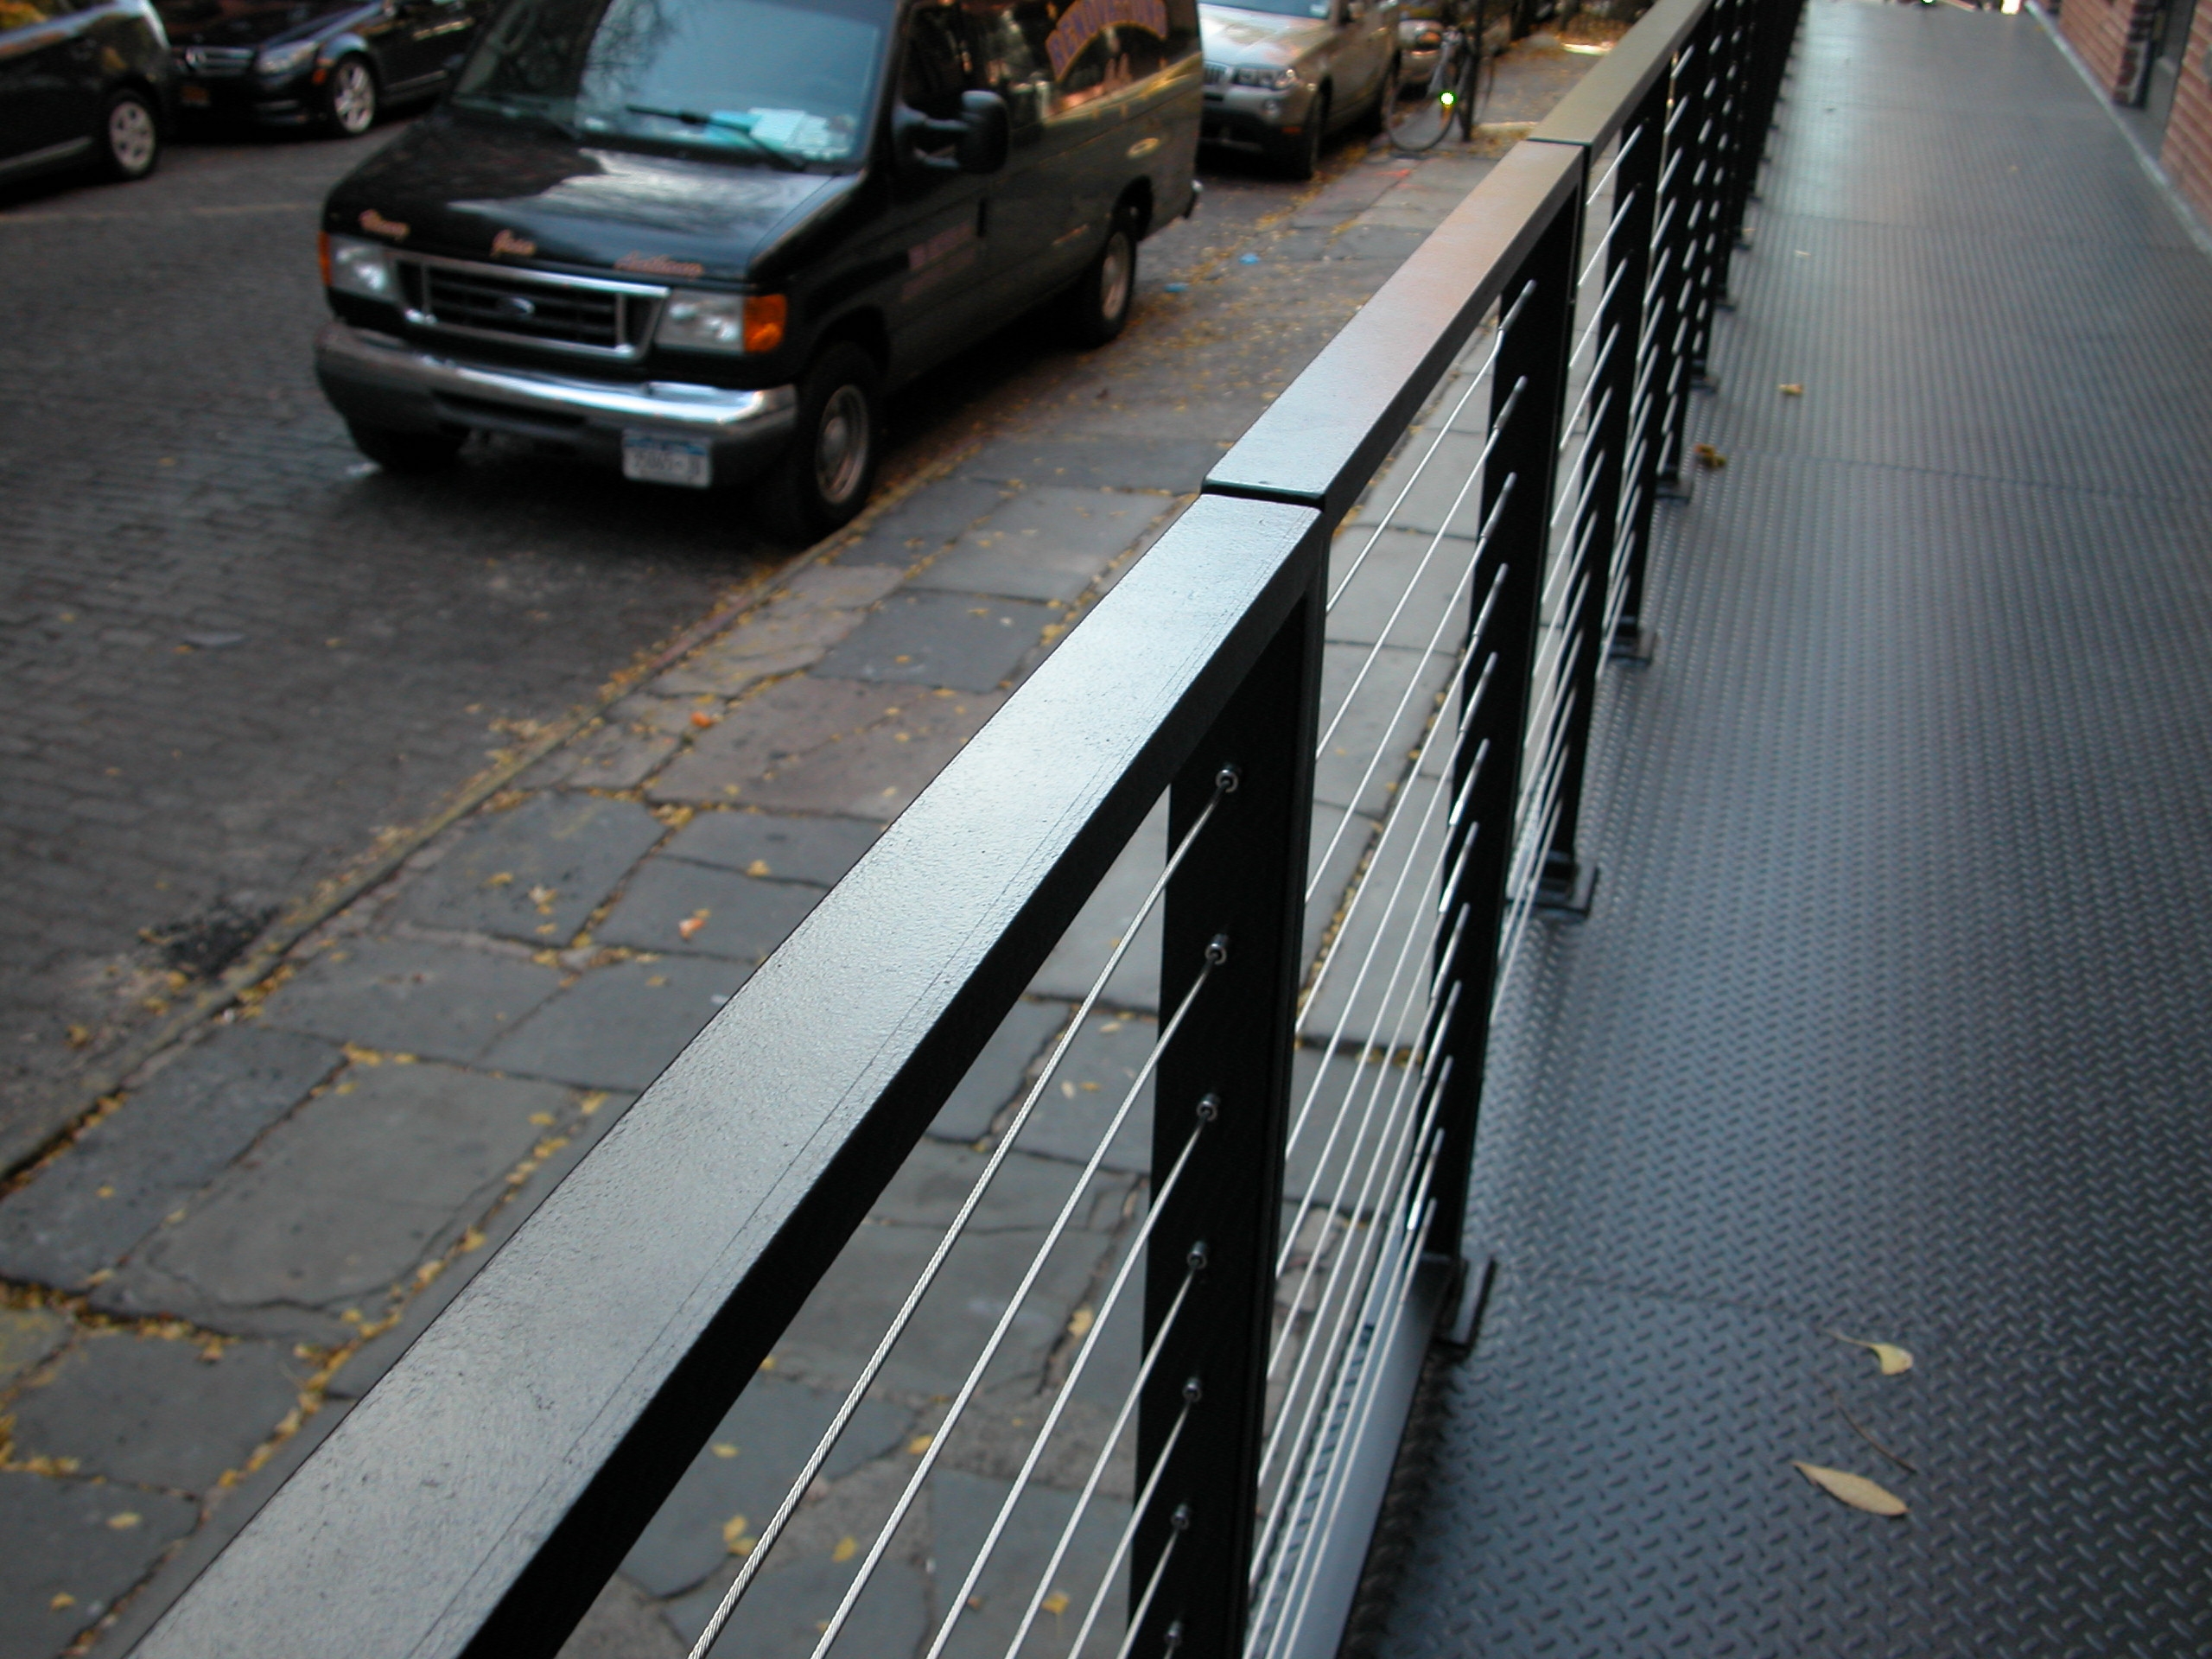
[721,1513,751,1553]
[677,911,710,940]
[1778,382,1804,396]
[1042,1590,1071,1617]
[690,710,717,729]
[745,859,771,877]
[711,1442,738,1459]
[528,885,557,911]
[484,871,515,887]
[907,1433,933,1454]
[831,1535,858,1563]
[106,1512,143,1530]
[1830,1331,1914,1375]
[1790,1461,1907,1516]
[50,1592,75,1611]
[1693,442,1727,470]
[1066,1306,1095,1338]
[65,1025,93,1050]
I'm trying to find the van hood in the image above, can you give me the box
[157,0,371,50]
[324,114,860,284]
[1201,6,1333,64]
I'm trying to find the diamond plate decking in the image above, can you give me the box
[1367,4,2212,1654]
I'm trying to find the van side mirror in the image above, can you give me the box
[896,89,1010,175]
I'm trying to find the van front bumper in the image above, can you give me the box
[315,321,798,481]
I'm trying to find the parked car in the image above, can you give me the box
[1199,0,1400,177]
[156,0,489,137]
[311,0,1203,539]
[0,0,174,188]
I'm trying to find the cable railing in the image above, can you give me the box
[131,0,1800,1653]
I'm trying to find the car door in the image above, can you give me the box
[386,0,474,93]
[0,0,99,175]
[1334,0,1389,110]
[963,0,1080,307]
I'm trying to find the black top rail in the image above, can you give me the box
[137,0,1802,1648]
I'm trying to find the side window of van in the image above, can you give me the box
[901,1,971,118]
[963,1,1053,130]
[1046,0,1173,108]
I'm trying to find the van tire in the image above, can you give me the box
[346,421,464,473]
[1063,220,1136,349]
[1278,92,1327,180]
[763,343,880,543]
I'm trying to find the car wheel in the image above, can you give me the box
[1063,218,1136,349]
[100,91,160,181]
[1278,91,1327,180]
[325,56,378,137]
[763,343,881,543]
[346,420,465,474]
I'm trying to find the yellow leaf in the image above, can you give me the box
[721,1514,750,1552]
[1831,1332,1914,1375]
[1066,1306,1095,1338]
[1778,382,1804,396]
[677,910,710,940]
[49,1593,75,1611]
[831,1535,858,1563]
[105,1512,142,1530]
[484,871,515,887]
[711,1442,739,1459]
[1042,1590,1070,1617]
[528,1112,556,1127]
[1790,1461,1907,1516]
[907,1433,933,1454]
[746,860,771,877]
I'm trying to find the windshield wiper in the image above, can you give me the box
[623,105,804,170]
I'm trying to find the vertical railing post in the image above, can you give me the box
[1135,533,1325,1658]
[1681,3,1730,397]
[1610,71,1674,660]
[1423,188,1580,1273]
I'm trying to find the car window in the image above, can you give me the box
[453,0,890,168]
[963,0,1184,118]
[901,1,969,117]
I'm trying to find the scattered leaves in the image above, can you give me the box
[711,1442,738,1459]
[1042,1590,1071,1618]
[690,710,717,729]
[831,1535,858,1563]
[484,871,515,887]
[745,859,771,878]
[907,1433,933,1455]
[1778,382,1804,396]
[65,1025,93,1050]
[1066,1306,1095,1338]
[721,1513,752,1554]
[105,1512,142,1530]
[49,1593,75,1611]
[1829,1332,1913,1375]
[677,911,710,940]
[1693,442,1727,470]
[1790,1461,1907,1517]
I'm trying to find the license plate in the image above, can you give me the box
[181,84,210,105]
[621,431,711,489]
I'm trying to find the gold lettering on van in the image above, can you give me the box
[492,229,538,258]
[359,209,410,241]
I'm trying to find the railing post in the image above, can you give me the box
[1423,194,1580,1273]
[1135,534,1325,1657]
[1651,23,1708,500]
[1609,70,1674,660]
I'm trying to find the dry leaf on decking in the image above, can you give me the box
[1791,1460,1908,1516]
[1829,1331,1914,1375]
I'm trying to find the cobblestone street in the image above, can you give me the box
[0,32,1606,1657]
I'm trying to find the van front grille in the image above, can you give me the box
[396,257,664,359]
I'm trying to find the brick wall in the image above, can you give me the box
[2056,0,2158,96]
[2158,2,2212,222]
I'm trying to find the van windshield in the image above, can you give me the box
[453,0,889,168]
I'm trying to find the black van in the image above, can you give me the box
[314,0,1202,537]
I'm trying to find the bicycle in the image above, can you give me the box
[1385,0,1497,151]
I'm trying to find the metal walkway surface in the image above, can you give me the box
[1371,3,2212,1654]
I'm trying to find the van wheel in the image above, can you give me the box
[100,91,160,181]
[346,421,464,474]
[1278,92,1327,180]
[325,56,378,137]
[1063,219,1136,349]
[764,343,880,543]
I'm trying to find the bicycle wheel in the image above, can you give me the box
[1387,37,1462,151]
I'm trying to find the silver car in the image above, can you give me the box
[1201,0,1402,178]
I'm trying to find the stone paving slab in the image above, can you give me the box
[0,1025,340,1291]
[650,565,909,701]
[531,698,698,792]
[1316,642,1456,818]
[484,957,750,1092]
[962,434,1229,493]
[661,811,881,887]
[0,1470,196,1659]
[834,475,1016,567]
[396,793,665,944]
[1000,1014,1157,1175]
[592,861,823,966]
[1325,525,1483,651]
[92,1061,583,1341]
[254,938,561,1067]
[645,677,904,804]
[811,591,1056,692]
[731,690,1007,822]
[876,1140,1135,1234]
[1029,798,1167,1013]
[908,487,1173,604]
[3,1330,302,1492]
[929,997,1076,1145]
[0,1307,68,1387]
[927,1468,1127,1659]
[620,1376,913,1599]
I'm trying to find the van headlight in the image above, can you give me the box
[325,233,395,301]
[656,291,786,354]
[1232,65,1300,90]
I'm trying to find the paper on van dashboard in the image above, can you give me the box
[710,108,841,158]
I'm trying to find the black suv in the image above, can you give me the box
[158,0,488,137]
[0,0,175,188]
[312,0,1203,538]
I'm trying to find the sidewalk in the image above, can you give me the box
[0,48,1597,1659]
